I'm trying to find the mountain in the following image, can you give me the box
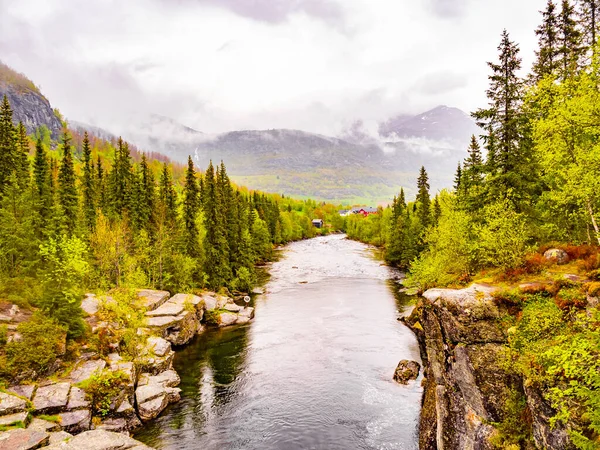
[379,105,480,142]
[0,62,63,140]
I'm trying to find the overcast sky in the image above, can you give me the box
[0,0,546,136]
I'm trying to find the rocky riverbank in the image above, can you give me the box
[403,283,577,450]
[0,289,254,450]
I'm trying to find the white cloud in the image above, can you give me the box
[0,0,545,135]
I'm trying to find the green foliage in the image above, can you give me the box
[204,309,220,326]
[489,389,533,449]
[2,313,66,380]
[0,325,7,346]
[77,369,129,417]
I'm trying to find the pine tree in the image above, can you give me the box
[558,0,583,80]
[81,132,96,230]
[0,95,16,194]
[472,30,533,206]
[182,156,200,258]
[14,122,30,188]
[454,163,462,193]
[96,155,105,212]
[132,154,155,232]
[159,162,177,223]
[108,137,133,218]
[577,0,600,56]
[58,131,78,235]
[32,138,52,238]
[433,196,442,226]
[533,0,560,81]
[416,166,431,229]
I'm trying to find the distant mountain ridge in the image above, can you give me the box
[1,61,481,203]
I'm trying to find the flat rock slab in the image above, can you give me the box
[44,429,154,449]
[219,312,238,327]
[0,428,49,450]
[28,418,61,432]
[223,303,242,312]
[81,294,100,316]
[0,411,28,426]
[169,293,201,307]
[148,370,180,388]
[95,417,128,433]
[66,387,90,410]
[138,394,169,422]
[7,385,36,401]
[236,316,250,325]
[69,359,106,384]
[136,384,165,405]
[145,302,184,317]
[137,289,170,312]
[147,336,171,357]
[58,409,91,433]
[146,315,179,329]
[48,431,72,445]
[32,382,71,414]
[0,392,28,415]
[238,307,254,318]
[201,294,217,311]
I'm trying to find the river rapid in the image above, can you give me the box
[135,234,422,449]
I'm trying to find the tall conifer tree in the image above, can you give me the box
[81,132,96,230]
[58,131,78,235]
[533,0,560,81]
[182,156,200,258]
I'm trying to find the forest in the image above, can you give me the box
[0,100,345,380]
[346,1,600,448]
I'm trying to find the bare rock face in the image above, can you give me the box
[406,284,576,450]
[58,409,92,433]
[135,369,181,422]
[0,411,28,427]
[0,392,28,416]
[218,312,238,327]
[137,289,170,311]
[393,360,420,384]
[32,382,71,414]
[543,248,570,264]
[69,359,106,384]
[0,427,50,450]
[43,429,154,449]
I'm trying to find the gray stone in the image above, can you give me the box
[0,411,28,427]
[48,431,72,445]
[81,294,100,315]
[145,302,184,317]
[238,307,255,319]
[202,294,217,311]
[7,385,36,401]
[28,418,61,432]
[236,315,251,325]
[69,359,106,384]
[393,360,420,384]
[544,248,570,264]
[169,293,202,308]
[216,296,231,309]
[95,417,128,433]
[223,303,242,312]
[145,315,179,329]
[136,384,164,405]
[218,312,238,327]
[0,428,49,450]
[137,394,169,422]
[8,305,19,316]
[137,289,170,311]
[58,409,91,434]
[44,429,153,449]
[0,392,27,416]
[164,311,197,346]
[147,336,171,357]
[66,387,90,410]
[32,382,71,414]
[148,370,180,388]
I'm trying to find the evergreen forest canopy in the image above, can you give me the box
[0,94,343,343]
[346,1,600,447]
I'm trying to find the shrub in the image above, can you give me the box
[523,253,551,274]
[3,313,66,379]
[555,288,587,311]
[493,289,525,315]
[77,369,129,417]
[0,325,7,346]
[204,309,220,326]
[489,389,533,449]
[584,282,600,297]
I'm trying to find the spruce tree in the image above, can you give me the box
[416,166,431,229]
[533,0,560,81]
[433,196,442,226]
[472,30,533,206]
[108,138,133,217]
[182,156,200,258]
[96,155,105,212]
[454,163,462,193]
[577,0,600,56]
[159,162,177,223]
[58,131,78,235]
[15,122,30,188]
[132,154,155,232]
[32,138,52,238]
[81,132,96,230]
[558,0,583,80]
[0,95,16,194]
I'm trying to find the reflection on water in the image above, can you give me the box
[135,234,421,449]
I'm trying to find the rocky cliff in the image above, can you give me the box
[404,284,575,450]
[0,62,63,140]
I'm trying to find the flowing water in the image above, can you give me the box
[135,234,422,449]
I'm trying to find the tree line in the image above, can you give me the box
[0,97,323,338]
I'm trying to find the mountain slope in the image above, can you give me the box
[0,62,63,140]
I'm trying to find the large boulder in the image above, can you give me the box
[81,294,100,316]
[0,392,27,416]
[135,369,181,422]
[137,289,170,312]
[32,382,71,414]
[543,248,569,264]
[393,360,420,384]
[44,429,154,449]
[218,312,238,327]
[0,428,49,450]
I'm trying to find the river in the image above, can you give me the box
[135,234,422,449]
